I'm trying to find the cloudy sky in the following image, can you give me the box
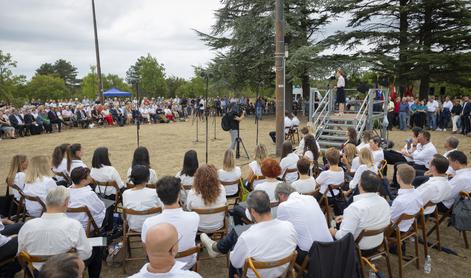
[0,0,223,79]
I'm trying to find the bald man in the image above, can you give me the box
[130,223,201,278]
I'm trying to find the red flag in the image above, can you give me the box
[390,85,397,100]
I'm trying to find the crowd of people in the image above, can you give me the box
[1,113,470,277]
[387,95,471,135]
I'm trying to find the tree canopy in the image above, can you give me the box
[36,59,79,88]
[126,54,167,98]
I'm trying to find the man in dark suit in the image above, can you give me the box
[48,107,62,132]
[75,106,90,128]
[110,105,124,126]
[461,96,471,135]
[8,108,25,137]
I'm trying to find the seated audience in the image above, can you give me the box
[51,143,70,186]
[330,171,391,250]
[247,144,268,187]
[291,158,316,194]
[218,149,242,197]
[279,141,299,183]
[442,136,459,176]
[275,183,332,264]
[200,191,297,277]
[23,155,57,217]
[67,167,106,231]
[369,136,385,169]
[390,164,423,232]
[90,147,125,198]
[0,219,23,277]
[127,146,158,185]
[40,253,86,278]
[346,148,377,195]
[123,165,162,232]
[6,154,28,201]
[315,148,344,198]
[302,134,320,163]
[142,176,200,270]
[295,125,320,156]
[68,143,87,174]
[175,150,199,201]
[416,155,452,215]
[356,130,372,152]
[254,158,282,202]
[344,127,358,146]
[341,143,358,175]
[187,165,227,233]
[130,223,201,278]
[441,151,471,210]
[17,187,99,276]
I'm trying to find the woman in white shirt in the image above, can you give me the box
[341,143,358,176]
[315,148,345,199]
[23,155,57,217]
[90,147,125,198]
[123,165,161,232]
[218,149,241,197]
[247,144,268,187]
[280,141,299,183]
[303,134,320,176]
[369,136,385,169]
[291,158,316,193]
[356,130,372,152]
[68,143,87,175]
[126,146,158,185]
[67,167,106,231]
[6,154,28,201]
[254,158,283,202]
[187,165,227,233]
[346,148,377,195]
[51,143,70,186]
[176,150,199,203]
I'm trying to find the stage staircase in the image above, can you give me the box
[310,88,389,151]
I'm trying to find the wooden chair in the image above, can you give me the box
[20,193,47,221]
[176,244,202,272]
[192,205,229,240]
[355,226,392,278]
[419,202,442,257]
[247,175,266,191]
[388,211,421,278]
[17,249,76,278]
[220,178,243,205]
[5,179,25,222]
[182,184,192,191]
[282,168,298,182]
[240,250,297,278]
[377,159,388,179]
[92,179,121,212]
[121,206,162,273]
[52,170,72,185]
[302,188,332,228]
[66,206,100,237]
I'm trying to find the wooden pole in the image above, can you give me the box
[92,0,104,104]
[275,0,285,156]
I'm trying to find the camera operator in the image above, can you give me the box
[228,103,245,150]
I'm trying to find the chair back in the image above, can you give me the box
[67,206,100,237]
[176,244,201,258]
[52,170,72,185]
[355,225,389,246]
[377,159,387,178]
[282,168,298,182]
[92,179,121,210]
[21,193,47,216]
[220,178,243,201]
[301,188,320,197]
[323,183,344,195]
[192,205,229,235]
[126,183,156,189]
[270,201,280,208]
[18,249,76,278]
[122,207,162,232]
[242,250,297,278]
[459,191,470,199]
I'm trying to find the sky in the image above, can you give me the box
[0,0,222,80]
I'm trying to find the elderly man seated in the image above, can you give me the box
[130,223,201,278]
[200,190,297,277]
[17,187,102,278]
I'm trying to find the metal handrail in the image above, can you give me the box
[311,89,330,124]
[355,90,370,120]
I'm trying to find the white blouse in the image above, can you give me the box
[218,167,241,196]
[52,158,68,181]
[349,165,377,189]
[67,186,106,229]
[186,185,227,233]
[23,176,57,217]
[91,165,125,196]
[127,167,158,184]
[248,161,264,187]
[315,170,345,197]
[291,177,316,194]
[12,172,26,200]
[123,187,162,232]
[280,153,299,184]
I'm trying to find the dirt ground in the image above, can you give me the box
[2,115,470,277]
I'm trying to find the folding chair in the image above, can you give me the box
[220,178,243,205]
[5,179,25,222]
[419,202,441,257]
[52,170,72,186]
[121,206,162,273]
[21,193,47,221]
[67,206,100,237]
[247,175,265,191]
[17,249,76,278]
[192,205,229,239]
[240,250,297,278]
[126,183,156,190]
[388,211,421,278]
[92,179,121,212]
[355,226,393,278]
[176,244,202,272]
[377,159,388,179]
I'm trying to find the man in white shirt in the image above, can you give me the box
[141,176,200,270]
[416,155,452,215]
[330,171,391,250]
[269,111,292,143]
[17,187,99,276]
[440,151,471,210]
[200,190,297,278]
[390,165,423,232]
[426,96,439,130]
[130,223,201,278]
[275,183,332,263]
[0,219,23,277]
[438,96,453,131]
[443,136,459,176]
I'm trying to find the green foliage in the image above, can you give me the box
[166,76,187,98]
[36,59,79,87]
[126,54,167,98]
[176,76,205,98]
[0,50,27,103]
[81,66,99,99]
[26,74,70,101]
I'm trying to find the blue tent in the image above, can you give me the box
[103,87,132,97]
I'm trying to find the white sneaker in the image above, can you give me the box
[200,233,220,258]
[443,129,447,132]
[436,128,442,131]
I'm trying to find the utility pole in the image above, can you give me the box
[92,0,104,104]
[274,0,285,156]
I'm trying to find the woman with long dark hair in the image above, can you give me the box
[280,141,299,183]
[67,143,87,174]
[176,150,199,187]
[52,143,70,185]
[126,146,158,184]
[90,147,125,197]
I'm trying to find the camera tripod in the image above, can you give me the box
[235,128,249,159]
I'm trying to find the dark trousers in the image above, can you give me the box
[214,228,242,278]
[12,124,25,136]
[84,247,103,278]
[387,111,395,130]
[42,123,53,133]
[461,115,470,134]
[0,223,23,278]
[50,119,62,132]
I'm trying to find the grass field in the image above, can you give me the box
[2,115,470,277]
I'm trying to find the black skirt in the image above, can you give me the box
[336,87,346,104]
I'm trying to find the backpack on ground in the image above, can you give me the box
[451,195,471,231]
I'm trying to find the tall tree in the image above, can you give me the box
[81,66,99,99]
[36,59,79,88]
[126,54,167,98]
[26,74,69,101]
[35,63,55,76]
[166,76,187,98]
[0,50,26,102]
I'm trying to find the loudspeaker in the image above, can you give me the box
[440,87,446,95]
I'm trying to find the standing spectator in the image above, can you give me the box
[438,96,453,131]
[399,97,409,131]
[451,98,463,134]
[426,96,439,130]
[461,96,471,136]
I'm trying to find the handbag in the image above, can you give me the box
[329,185,347,216]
